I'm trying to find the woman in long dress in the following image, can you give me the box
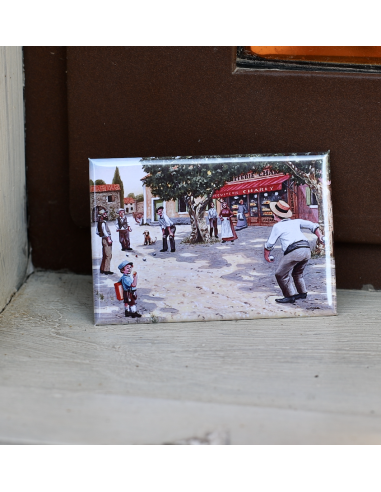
[219,201,238,243]
[235,199,248,231]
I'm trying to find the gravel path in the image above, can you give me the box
[92,218,336,324]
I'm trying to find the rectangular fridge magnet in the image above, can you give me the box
[89,153,336,324]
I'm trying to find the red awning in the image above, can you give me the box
[212,175,290,199]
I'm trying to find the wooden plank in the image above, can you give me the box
[0,271,380,444]
[0,47,29,311]
[1,388,380,445]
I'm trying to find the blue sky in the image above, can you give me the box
[89,158,146,197]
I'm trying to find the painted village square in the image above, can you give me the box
[89,155,336,324]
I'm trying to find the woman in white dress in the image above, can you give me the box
[219,201,238,243]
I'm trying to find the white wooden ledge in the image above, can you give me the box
[0,47,28,311]
[0,271,380,444]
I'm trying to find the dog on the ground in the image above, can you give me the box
[143,230,156,245]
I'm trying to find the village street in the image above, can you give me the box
[92,218,336,325]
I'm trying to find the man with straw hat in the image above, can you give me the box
[264,200,323,304]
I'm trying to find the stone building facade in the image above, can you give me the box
[90,184,121,222]
[124,197,136,213]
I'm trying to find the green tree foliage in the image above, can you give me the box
[112,167,124,209]
[127,191,144,202]
[89,179,94,186]
[141,154,329,246]
[95,179,106,185]
[142,156,253,242]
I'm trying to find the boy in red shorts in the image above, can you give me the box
[118,260,142,318]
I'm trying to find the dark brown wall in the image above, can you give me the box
[24,47,91,272]
[24,46,381,288]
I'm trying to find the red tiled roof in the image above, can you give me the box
[124,197,136,204]
[90,184,120,192]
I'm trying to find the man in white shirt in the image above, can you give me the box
[157,206,176,252]
[96,208,113,275]
[264,200,323,304]
[207,202,218,238]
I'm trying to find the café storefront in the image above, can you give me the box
[212,174,298,226]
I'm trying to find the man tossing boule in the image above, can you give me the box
[264,200,324,304]
[156,206,176,252]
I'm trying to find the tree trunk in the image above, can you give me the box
[186,196,211,243]
[313,188,325,255]
[196,197,211,242]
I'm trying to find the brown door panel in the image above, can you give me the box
[24,46,92,273]
[67,47,381,246]
[24,46,381,284]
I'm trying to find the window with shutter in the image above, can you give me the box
[306,187,318,207]
[177,197,187,213]
[306,187,311,206]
